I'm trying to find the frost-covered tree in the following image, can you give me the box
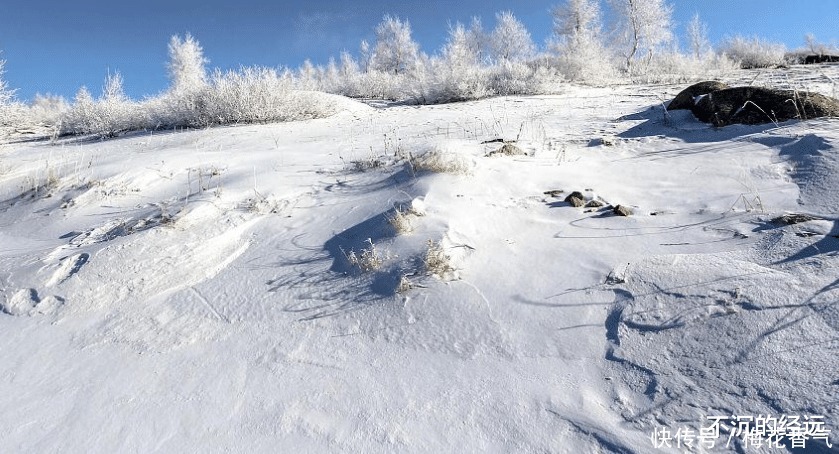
[62,72,140,137]
[336,51,362,97]
[98,71,138,136]
[102,71,127,103]
[489,11,536,63]
[443,22,480,68]
[686,13,711,59]
[297,59,318,90]
[167,33,208,92]
[609,0,674,71]
[359,40,373,73]
[0,57,22,129]
[549,0,615,81]
[0,57,14,106]
[465,17,488,64]
[61,86,96,135]
[339,51,360,79]
[552,0,600,38]
[435,21,491,101]
[371,15,420,75]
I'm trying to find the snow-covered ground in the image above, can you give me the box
[1,66,838,453]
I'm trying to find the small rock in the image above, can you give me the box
[590,137,616,147]
[613,205,632,216]
[565,191,585,207]
[543,189,564,197]
[585,200,605,208]
[488,143,526,156]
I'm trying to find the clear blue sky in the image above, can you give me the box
[1,0,836,101]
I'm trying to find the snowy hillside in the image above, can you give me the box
[1,65,838,452]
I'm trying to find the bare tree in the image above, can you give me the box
[489,11,536,63]
[371,15,420,75]
[167,34,208,92]
[804,33,836,56]
[609,0,674,71]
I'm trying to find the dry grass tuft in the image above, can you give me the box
[408,149,472,175]
[423,239,456,279]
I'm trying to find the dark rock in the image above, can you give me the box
[613,205,632,216]
[565,191,585,207]
[668,81,730,110]
[774,213,820,225]
[691,87,839,126]
[585,199,605,208]
[544,189,564,197]
[804,55,839,64]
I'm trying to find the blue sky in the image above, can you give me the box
[1,0,837,101]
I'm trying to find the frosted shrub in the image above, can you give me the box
[432,62,491,102]
[355,70,402,100]
[552,36,619,83]
[148,66,336,128]
[61,73,146,138]
[204,67,290,124]
[639,51,738,83]
[387,206,414,234]
[346,238,385,272]
[0,102,26,133]
[147,87,209,129]
[28,94,70,128]
[488,61,542,96]
[719,36,787,69]
[431,22,492,102]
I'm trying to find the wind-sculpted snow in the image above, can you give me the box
[0,66,838,452]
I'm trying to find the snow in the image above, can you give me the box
[1,66,838,452]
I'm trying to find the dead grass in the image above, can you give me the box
[423,239,456,279]
[408,149,472,175]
